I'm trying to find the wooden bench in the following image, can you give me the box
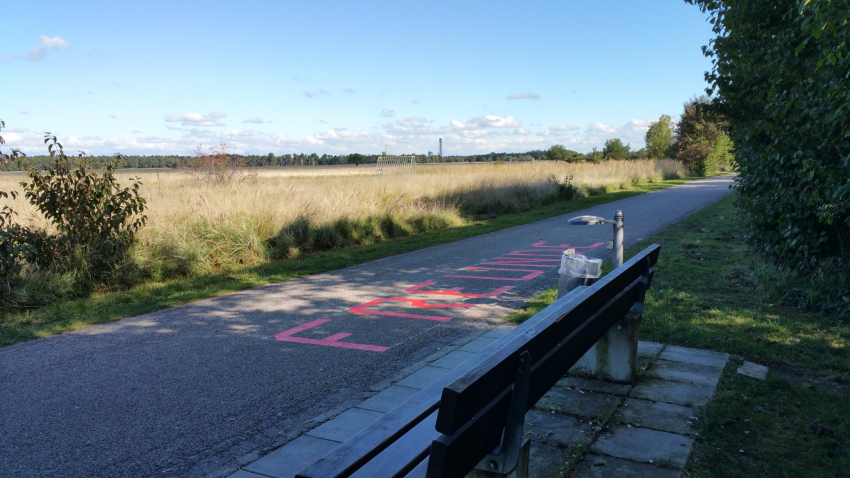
[297,244,660,478]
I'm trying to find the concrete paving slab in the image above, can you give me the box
[646,359,724,388]
[613,398,696,436]
[483,325,515,339]
[395,366,450,389]
[638,341,665,357]
[534,387,622,420]
[459,336,499,353]
[430,350,478,370]
[524,409,594,447]
[557,376,633,396]
[659,345,728,369]
[590,425,693,469]
[355,385,420,413]
[572,453,682,478]
[528,441,570,477]
[737,361,769,380]
[305,408,384,443]
[629,378,715,408]
[228,471,269,478]
[244,435,339,478]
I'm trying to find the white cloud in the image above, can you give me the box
[379,109,395,118]
[539,124,578,136]
[243,117,265,124]
[164,112,227,127]
[507,93,540,100]
[15,35,69,61]
[342,88,355,94]
[5,111,657,157]
[457,114,522,129]
[0,55,6,62]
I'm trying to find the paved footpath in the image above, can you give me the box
[0,175,733,477]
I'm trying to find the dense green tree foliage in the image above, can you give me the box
[689,0,849,264]
[644,114,675,159]
[347,153,367,167]
[544,144,584,163]
[602,138,631,160]
[672,97,733,176]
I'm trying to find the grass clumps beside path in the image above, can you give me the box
[0,174,700,348]
[506,194,849,477]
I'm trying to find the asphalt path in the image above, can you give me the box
[0,175,734,477]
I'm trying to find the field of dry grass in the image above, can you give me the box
[1,160,685,279]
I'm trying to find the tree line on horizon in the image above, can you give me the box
[0,150,556,171]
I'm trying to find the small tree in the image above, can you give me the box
[348,153,366,167]
[672,97,733,176]
[644,114,675,158]
[186,143,247,183]
[602,138,630,160]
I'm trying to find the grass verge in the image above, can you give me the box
[505,194,849,477]
[0,176,708,347]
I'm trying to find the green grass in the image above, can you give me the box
[505,194,850,477]
[0,176,706,348]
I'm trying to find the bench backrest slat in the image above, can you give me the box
[299,244,659,478]
[434,245,659,437]
[427,271,652,476]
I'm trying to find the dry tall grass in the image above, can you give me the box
[1,159,685,279]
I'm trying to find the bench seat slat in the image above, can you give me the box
[349,412,438,478]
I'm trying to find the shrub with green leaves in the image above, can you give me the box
[689,0,849,265]
[21,134,147,284]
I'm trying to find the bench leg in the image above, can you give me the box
[466,439,530,478]
[571,312,641,383]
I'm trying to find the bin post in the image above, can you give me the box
[559,221,639,383]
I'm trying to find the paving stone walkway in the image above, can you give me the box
[227,329,728,478]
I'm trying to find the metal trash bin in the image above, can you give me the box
[557,249,603,299]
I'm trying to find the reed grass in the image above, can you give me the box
[1,160,686,279]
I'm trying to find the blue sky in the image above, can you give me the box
[1,1,714,156]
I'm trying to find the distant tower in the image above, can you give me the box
[439,138,442,159]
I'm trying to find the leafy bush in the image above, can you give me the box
[1,131,147,309]
[22,135,147,281]
[547,174,579,201]
[0,120,30,303]
[690,0,848,316]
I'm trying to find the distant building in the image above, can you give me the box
[427,151,433,157]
